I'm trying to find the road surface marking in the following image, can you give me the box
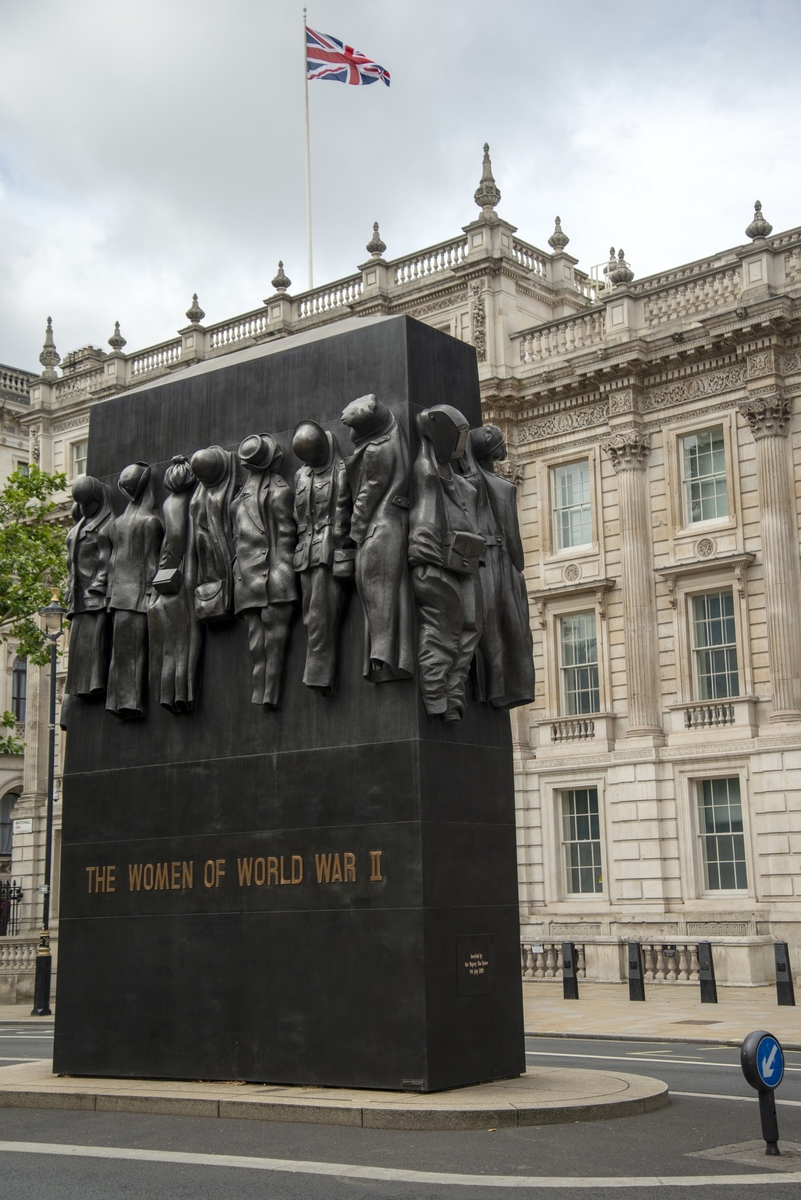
[525,1050,800,1072]
[672,1091,801,1107]
[0,1140,798,1187]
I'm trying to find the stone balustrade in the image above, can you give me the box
[550,716,595,742]
[683,701,735,729]
[512,238,548,277]
[392,236,468,284]
[642,266,742,327]
[296,276,363,318]
[0,367,33,400]
[521,941,586,980]
[516,311,605,363]
[641,942,700,983]
[0,937,37,971]
[129,340,183,378]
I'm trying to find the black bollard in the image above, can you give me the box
[774,942,796,1007]
[741,1030,785,1156]
[698,940,718,1004]
[562,942,579,1000]
[628,941,645,1002]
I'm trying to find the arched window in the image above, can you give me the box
[0,790,20,856]
[11,658,26,723]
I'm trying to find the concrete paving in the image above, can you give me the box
[0,1057,667,1130]
[522,981,801,1046]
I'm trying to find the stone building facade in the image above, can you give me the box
[3,149,800,996]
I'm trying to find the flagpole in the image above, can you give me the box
[303,6,313,290]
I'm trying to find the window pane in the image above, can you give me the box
[561,788,603,894]
[692,590,739,699]
[72,440,89,478]
[560,612,600,714]
[552,460,592,549]
[697,777,747,890]
[11,657,26,723]
[682,427,728,524]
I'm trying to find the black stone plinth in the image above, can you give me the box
[53,316,525,1092]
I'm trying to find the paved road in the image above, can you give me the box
[0,1024,799,1198]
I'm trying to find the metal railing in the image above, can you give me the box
[0,879,23,936]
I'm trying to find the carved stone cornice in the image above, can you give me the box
[739,394,792,439]
[602,429,651,471]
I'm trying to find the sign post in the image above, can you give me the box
[741,1029,785,1156]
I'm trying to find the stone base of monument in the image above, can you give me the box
[0,1060,668,1129]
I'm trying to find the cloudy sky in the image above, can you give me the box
[2,0,800,370]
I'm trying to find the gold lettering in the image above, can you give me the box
[279,856,290,885]
[128,863,143,891]
[182,861,193,890]
[107,866,116,893]
[86,866,96,892]
[215,859,226,887]
[155,863,169,890]
[331,854,342,883]
[315,854,332,883]
[171,862,181,890]
[254,857,266,886]
[369,851,383,882]
[291,854,303,884]
[143,863,154,891]
[96,866,107,892]
[203,860,216,888]
[237,858,253,886]
[343,852,356,882]
[267,856,278,885]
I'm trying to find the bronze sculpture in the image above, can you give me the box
[292,421,355,695]
[409,406,484,721]
[189,446,238,623]
[458,425,534,709]
[65,475,113,698]
[148,455,202,713]
[341,395,414,683]
[106,462,164,720]
[232,433,298,708]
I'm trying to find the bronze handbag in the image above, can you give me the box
[152,566,183,595]
[442,530,485,575]
[194,578,231,622]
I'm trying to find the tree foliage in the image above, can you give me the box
[0,465,68,756]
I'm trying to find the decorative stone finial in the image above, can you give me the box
[474,142,501,213]
[607,248,634,285]
[38,316,60,379]
[745,200,773,241]
[108,321,127,351]
[271,261,291,293]
[185,294,205,324]
[548,216,570,251]
[366,221,386,258]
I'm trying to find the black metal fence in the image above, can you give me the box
[0,879,23,936]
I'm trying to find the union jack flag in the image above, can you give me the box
[306,25,390,87]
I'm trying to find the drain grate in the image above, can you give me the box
[672,1018,723,1025]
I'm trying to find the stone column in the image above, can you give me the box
[740,395,801,720]
[603,429,662,736]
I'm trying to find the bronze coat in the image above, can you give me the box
[232,471,298,612]
[344,413,414,681]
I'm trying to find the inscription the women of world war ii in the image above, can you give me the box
[84,849,384,894]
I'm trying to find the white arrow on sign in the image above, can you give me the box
[761,1042,778,1080]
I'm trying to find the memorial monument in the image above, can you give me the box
[53,315,533,1092]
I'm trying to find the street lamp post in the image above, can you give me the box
[31,589,66,1017]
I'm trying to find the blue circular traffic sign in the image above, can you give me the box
[741,1030,785,1091]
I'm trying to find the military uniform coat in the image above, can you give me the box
[232,471,298,613]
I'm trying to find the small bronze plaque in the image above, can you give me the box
[456,934,495,996]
